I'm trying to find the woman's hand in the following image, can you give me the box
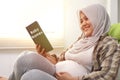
[55,72,78,80]
[36,44,58,64]
[46,54,58,64]
[36,44,46,57]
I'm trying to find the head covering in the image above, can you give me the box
[68,4,111,54]
[81,4,110,37]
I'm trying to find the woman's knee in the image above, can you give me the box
[14,50,55,75]
[11,51,39,80]
[14,51,38,69]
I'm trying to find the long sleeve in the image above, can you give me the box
[82,36,120,80]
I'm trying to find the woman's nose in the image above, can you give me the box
[81,21,87,28]
[82,21,87,26]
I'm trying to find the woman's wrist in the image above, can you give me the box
[45,53,58,64]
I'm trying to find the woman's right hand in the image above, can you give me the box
[36,44,58,64]
[36,44,46,57]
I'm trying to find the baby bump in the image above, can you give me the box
[55,60,88,77]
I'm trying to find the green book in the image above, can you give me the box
[26,21,53,52]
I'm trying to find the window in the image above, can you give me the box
[0,0,64,49]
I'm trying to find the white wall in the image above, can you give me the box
[118,0,120,22]
[107,0,118,24]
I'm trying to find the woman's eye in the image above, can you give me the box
[80,20,83,24]
[85,17,88,21]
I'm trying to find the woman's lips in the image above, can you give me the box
[83,26,90,31]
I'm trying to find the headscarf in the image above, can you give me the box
[68,4,111,54]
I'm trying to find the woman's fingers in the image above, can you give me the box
[36,44,39,49]
[55,72,65,77]
[36,44,41,52]
[55,73,61,79]
[36,44,46,56]
[41,48,46,55]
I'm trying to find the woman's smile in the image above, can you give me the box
[83,25,90,31]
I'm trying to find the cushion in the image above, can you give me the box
[108,23,120,43]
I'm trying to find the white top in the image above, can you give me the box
[55,45,95,77]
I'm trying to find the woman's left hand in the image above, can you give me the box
[55,72,78,80]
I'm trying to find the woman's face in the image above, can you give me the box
[80,12,94,37]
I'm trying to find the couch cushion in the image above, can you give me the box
[108,23,120,43]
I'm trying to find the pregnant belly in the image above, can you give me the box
[55,60,88,77]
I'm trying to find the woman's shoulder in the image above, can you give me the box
[99,33,119,45]
[95,33,120,57]
[96,33,119,52]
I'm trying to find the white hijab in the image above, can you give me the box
[68,4,111,54]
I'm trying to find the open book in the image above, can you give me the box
[26,21,53,52]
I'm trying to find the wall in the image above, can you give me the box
[118,0,120,22]
[107,0,118,24]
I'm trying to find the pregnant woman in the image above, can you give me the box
[9,4,120,80]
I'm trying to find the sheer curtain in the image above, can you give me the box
[0,0,64,49]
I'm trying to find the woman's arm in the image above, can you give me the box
[82,38,120,80]
[36,44,58,64]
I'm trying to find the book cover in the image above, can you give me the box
[26,21,53,52]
